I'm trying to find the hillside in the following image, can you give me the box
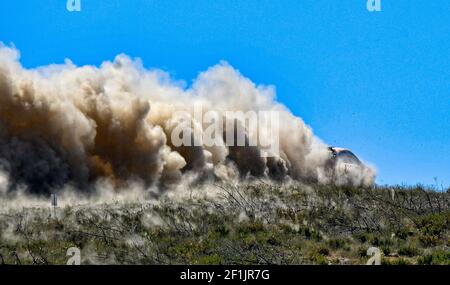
[0,183,449,265]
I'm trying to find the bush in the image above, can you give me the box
[417,213,448,244]
[327,238,349,250]
[417,250,450,265]
[310,253,328,265]
[398,245,420,257]
[382,257,412,265]
[357,246,368,258]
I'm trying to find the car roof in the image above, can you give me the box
[332,147,348,153]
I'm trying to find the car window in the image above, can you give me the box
[336,151,361,164]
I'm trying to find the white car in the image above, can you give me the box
[326,146,364,174]
[328,147,362,165]
[326,147,375,186]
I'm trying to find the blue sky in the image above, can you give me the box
[0,0,449,188]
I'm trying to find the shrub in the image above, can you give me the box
[382,257,412,265]
[417,250,450,265]
[398,245,420,257]
[311,253,328,265]
[327,238,348,250]
[417,214,449,246]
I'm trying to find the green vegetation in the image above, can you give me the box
[0,183,449,265]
